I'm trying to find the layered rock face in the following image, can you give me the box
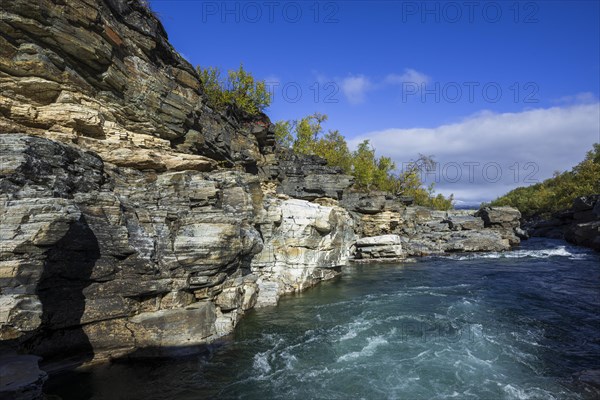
[353,235,404,261]
[0,0,354,378]
[528,195,600,251]
[0,134,261,362]
[344,199,523,258]
[260,149,354,200]
[0,133,355,366]
[251,198,355,306]
[0,0,274,171]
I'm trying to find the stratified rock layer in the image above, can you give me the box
[528,195,600,251]
[0,0,274,170]
[0,133,355,366]
[251,198,356,306]
[344,201,522,258]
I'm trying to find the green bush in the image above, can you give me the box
[490,144,600,218]
[274,114,454,210]
[197,64,271,116]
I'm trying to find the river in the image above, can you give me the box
[45,238,600,399]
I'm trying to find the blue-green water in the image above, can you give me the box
[46,239,600,399]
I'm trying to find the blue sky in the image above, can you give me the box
[150,1,600,203]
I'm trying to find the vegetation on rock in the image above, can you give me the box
[197,64,271,116]
[274,114,454,210]
[489,144,600,219]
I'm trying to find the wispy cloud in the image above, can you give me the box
[350,103,600,203]
[338,68,430,104]
[384,68,431,86]
[553,92,598,105]
[341,75,372,105]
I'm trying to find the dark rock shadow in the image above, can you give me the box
[22,215,99,370]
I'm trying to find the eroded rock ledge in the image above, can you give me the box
[0,134,356,368]
[526,195,600,251]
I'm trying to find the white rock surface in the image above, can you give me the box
[251,199,356,306]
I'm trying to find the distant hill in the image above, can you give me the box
[489,144,600,219]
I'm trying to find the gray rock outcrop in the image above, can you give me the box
[528,195,600,251]
[353,235,404,261]
[261,149,354,200]
[343,198,522,258]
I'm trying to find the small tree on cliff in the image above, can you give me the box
[197,64,271,116]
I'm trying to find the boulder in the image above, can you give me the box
[447,216,485,231]
[353,235,404,260]
[476,207,521,229]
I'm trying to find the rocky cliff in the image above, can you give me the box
[0,0,274,170]
[0,133,355,365]
[0,2,355,396]
[0,1,524,398]
[526,195,600,251]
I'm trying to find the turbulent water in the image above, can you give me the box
[46,239,600,400]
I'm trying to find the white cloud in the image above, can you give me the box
[553,92,598,104]
[316,68,430,105]
[385,68,431,86]
[341,75,372,105]
[350,103,600,203]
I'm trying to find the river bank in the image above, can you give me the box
[42,238,600,400]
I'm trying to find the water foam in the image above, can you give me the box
[449,245,588,260]
[337,335,389,362]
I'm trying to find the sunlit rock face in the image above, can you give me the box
[251,198,356,307]
[0,0,283,369]
[0,0,274,171]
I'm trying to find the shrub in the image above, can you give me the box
[196,64,271,116]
